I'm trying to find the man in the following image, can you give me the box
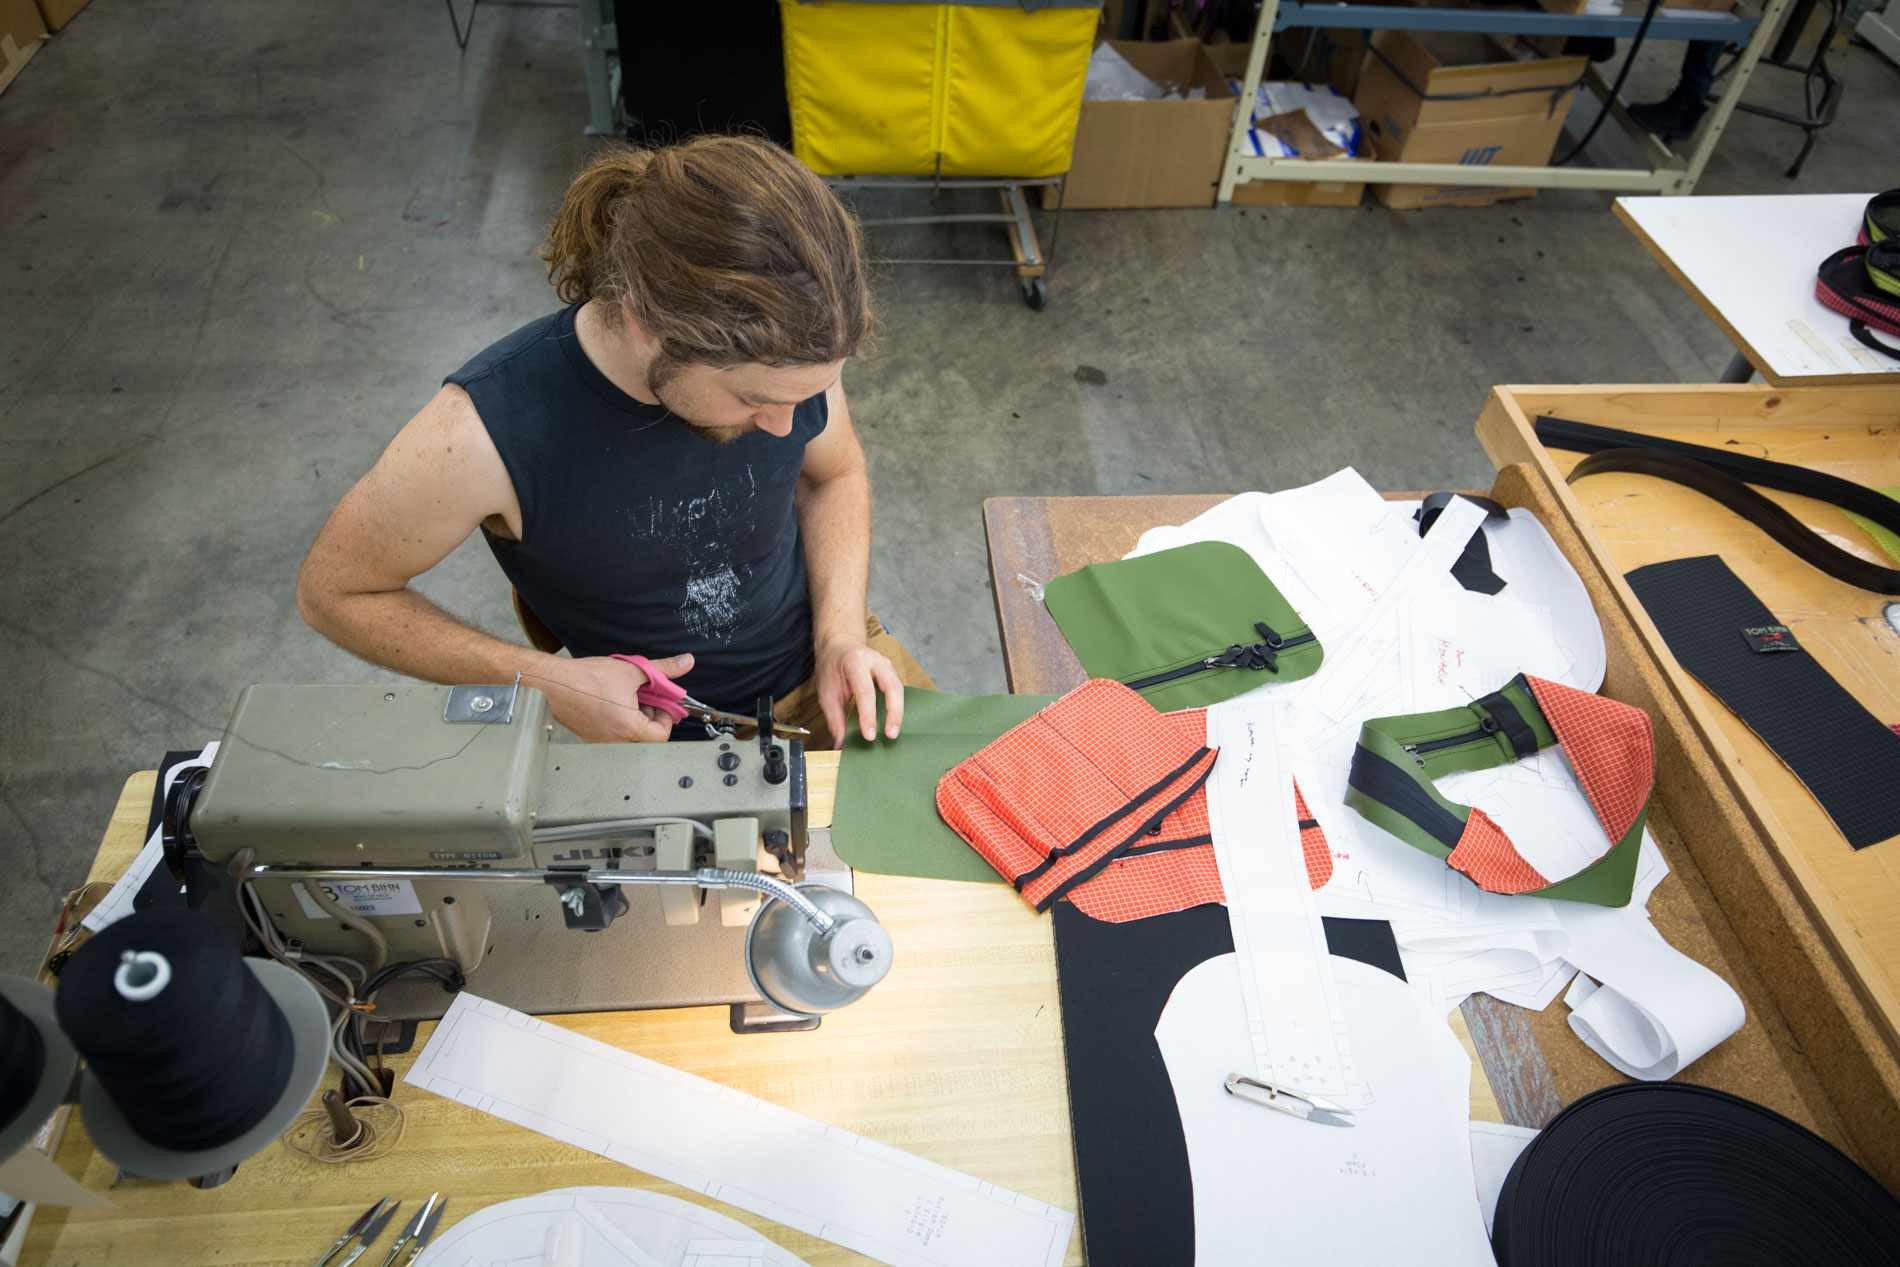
[297,136,925,748]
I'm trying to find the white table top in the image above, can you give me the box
[1615,193,1898,385]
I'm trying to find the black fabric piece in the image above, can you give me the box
[1477,676,1541,760]
[56,908,295,1152]
[0,989,47,1137]
[445,305,828,711]
[1625,555,1900,849]
[1052,903,1403,1267]
[1416,491,1508,595]
[1567,446,1900,594]
[1537,415,1900,592]
[1492,1083,1900,1267]
[1348,746,1466,848]
[1011,748,1213,891]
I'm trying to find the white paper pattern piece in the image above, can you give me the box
[1154,954,1494,1266]
[406,998,1074,1267]
[82,742,219,932]
[412,1187,805,1267]
[1469,1121,1539,1235]
[1205,700,1364,1105]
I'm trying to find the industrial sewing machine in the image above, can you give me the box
[163,682,891,1032]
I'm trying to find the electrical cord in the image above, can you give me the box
[1554,0,1667,165]
[298,876,390,972]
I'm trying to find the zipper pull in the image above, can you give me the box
[1401,743,1426,767]
[1253,621,1285,650]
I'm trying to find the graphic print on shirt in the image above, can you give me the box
[634,465,760,645]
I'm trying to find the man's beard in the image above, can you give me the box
[684,420,756,445]
[651,378,756,445]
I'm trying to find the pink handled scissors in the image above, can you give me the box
[610,654,811,738]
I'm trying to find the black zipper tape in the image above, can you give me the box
[1347,746,1464,848]
[1036,756,1219,911]
[1012,748,1213,891]
[1406,715,1500,758]
[1123,623,1317,691]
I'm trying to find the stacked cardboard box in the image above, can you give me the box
[1353,30,1585,209]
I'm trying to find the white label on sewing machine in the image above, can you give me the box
[292,879,424,920]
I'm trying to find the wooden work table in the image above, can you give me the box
[17,748,1498,1266]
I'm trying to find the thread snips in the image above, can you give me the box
[1224,1073,1355,1127]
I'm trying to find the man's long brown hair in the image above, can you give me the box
[542,136,872,381]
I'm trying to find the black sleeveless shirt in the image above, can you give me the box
[445,305,823,711]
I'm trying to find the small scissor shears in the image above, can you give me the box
[1224,1073,1355,1127]
[611,654,811,739]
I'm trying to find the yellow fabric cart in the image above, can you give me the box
[781,0,1100,308]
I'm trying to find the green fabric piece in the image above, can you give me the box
[1846,487,1900,566]
[1041,541,1322,710]
[830,688,1052,884]
[1342,675,1643,907]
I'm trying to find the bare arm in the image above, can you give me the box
[296,385,686,741]
[797,381,902,745]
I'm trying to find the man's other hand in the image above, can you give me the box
[816,637,904,749]
[538,653,694,742]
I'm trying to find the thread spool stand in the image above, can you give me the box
[76,957,330,1185]
[0,977,79,1166]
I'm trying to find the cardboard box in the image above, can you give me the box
[1054,40,1237,209]
[35,0,89,30]
[1287,26,1372,97]
[1231,108,1365,207]
[1231,172,1365,207]
[0,0,45,97]
[1353,30,1584,209]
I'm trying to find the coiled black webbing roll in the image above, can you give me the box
[1493,1084,1900,1267]
[0,989,47,1135]
[55,908,294,1153]
[1536,415,1900,594]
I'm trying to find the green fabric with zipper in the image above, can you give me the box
[1042,541,1323,710]
[1343,676,1646,907]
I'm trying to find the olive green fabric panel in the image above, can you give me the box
[1042,541,1322,710]
[831,688,1051,883]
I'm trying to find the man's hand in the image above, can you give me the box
[816,637,904,749]
[532,653,695,743]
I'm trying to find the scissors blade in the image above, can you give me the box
[382,1193,438,1266]
[337,1200,401,1267]
[312,1196,391,1267]
[413,1195,448,1250]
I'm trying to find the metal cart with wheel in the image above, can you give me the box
[780,0,1100,310]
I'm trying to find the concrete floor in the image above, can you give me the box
[2,0,1896,974]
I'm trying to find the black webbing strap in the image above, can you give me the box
[1536,416,1900,595]
[1492,1083,1900,1266]
[1864,188,1899,244]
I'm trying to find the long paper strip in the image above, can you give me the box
[1205,699,1365,1105]
[406,996,1074,1267]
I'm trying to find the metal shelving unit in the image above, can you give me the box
[1218,0,1796,199]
